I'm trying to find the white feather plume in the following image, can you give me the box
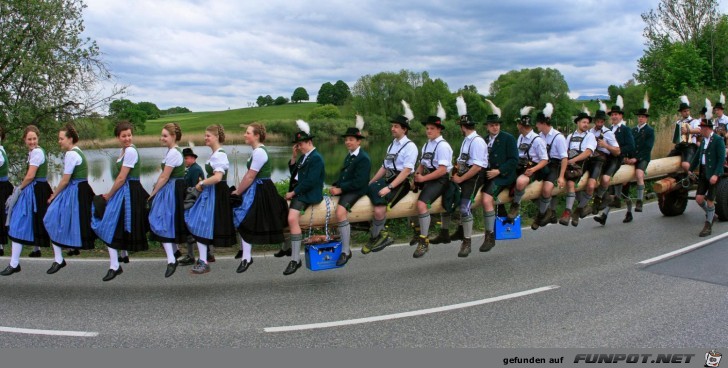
[484,99,501,117]
[296,119,310,135]
[616,95,624,110]
[721,92,725,105]
[598,100,607,113]
[705,98,713,120]
[543,103,554,118]
[188,140,195,148]
[520,106,534,117]
[436,101,446,121]
[456,95,467,116]
[401,100,414,122]
[582,105,590,116]
[355,114,365,130]
[680,95,689,105]
[643,93,650,111]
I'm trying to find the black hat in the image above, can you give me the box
[535,113,549,124]
[291,131,315,143]
[635,108,650,117]
[341,127,366,139]
[609,96,625,116]
[699,119,714,128]
[534,104,552,124]
[678,96,691,112]
[594,110,609,121]
[421,115,445,130]
[458,114,475,126]
[573,112,592,123]
[485,114,502,124]
[390,115,411,129]
[715,103,724,110]
[701,106,708,115]
[518,115,533,126]
[182,147,197,158]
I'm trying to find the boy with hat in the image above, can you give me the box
[478,100,518,252]
[668,95,701,175]
[329,115,371,266]
[507,106,549,221]
[713,93,728,136]
[363,100,418,254]
[559,111,597,226]
[689,100,725,237]
[440,96,487,257]
[179,147,205,266]
[532,103,568,230]
[621,93,655,222]
[411,102,453,258]
[281,120,325,275]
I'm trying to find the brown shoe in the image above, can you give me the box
[409,226,420,246]
[413,236,429,258]
[539,208,553,227]
[531,212,543,230]
[507,202,520,221]
[558,210,571,226]
[429,228,451,244]
[450,225,464,241]
[479,231,495,252]
[571,207,581,227]
[699,221,712,237]
[458,238,472,257]
[635,200,643,212]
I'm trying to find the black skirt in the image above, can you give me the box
[108,180,150,251]
[77,181,97,249]
[31,181,52,248]
[150,179,189,244]
[193,181,237,247]
[238,179,287,245]
[0,181,13,244]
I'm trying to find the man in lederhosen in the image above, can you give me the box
[441,96,487,257]
[594,96,635,225]
[621,94,654,223]
[668,95,701,175]
[690,107,726,237]
[364,100,418,254]
[329,115,371,266]
[411,102,453,258]
[532,103,568,230]
[580,103,618,218]
[478,100,518,252]
[559,111,597,227]
[507,106,548,222]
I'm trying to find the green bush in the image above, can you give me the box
[308,104,341,120]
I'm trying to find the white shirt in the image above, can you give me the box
[517,130,548,163]
[208,148,229,174]
[674,117,701,144]
[715,114,728,129]
[383,135,418,171]
[702,134,713,165]
[540,127,567,160]
[63,147,83,175]
[249,146,269,172]
[419,135,453,171]
[349,147,361,156]
[458,131,487,168]
[118,146,139,169]
[589,126,619,155]
[28,147,45,167]
[0,146,6,168]
[162,147,184,168]
[565,130,597,159]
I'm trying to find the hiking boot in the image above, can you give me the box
[558,210,571,226]
[549,210,558,224]
[539,208,553,227]
[413,236,429,258]
[635,200,643,212]
[592,196,602,213]
[370,232,394,252]
[581,204,593,217]
[571,207,581,227]
[699,221,712,237]
[507,202,520,221]
[458,238,472,258]
[450,225,464,241]
[531,212,543,230]
[361,238,374,254]
[611,196,621,209]
[429,228,451,244]
[593,213,607,226]
[409,226,420,246]
[479,231,495,252]
[623,212,633,223]
[190,260,210,274]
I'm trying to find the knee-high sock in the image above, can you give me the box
[162,243,176,264]
[565,192,576,210]
[419,213,431,236]
[290,233,302,262]
[107,247,119,270]
[197,242,208,263]
[700,201,709,213]
[614,184,623,199]
[484,210,496,232]
[579,192,592,208]
[539,197,551,214]
[52,244,63,264]
[242,240,252,262]
[10,242,22,268]
[513,189,525,204]
[186,235,196,258]
[707,204,716,222]
[637,185,645,201]
[462,214,474,238]
[338,220,351,255]
[371,218,385,238]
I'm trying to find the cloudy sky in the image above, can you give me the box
[81,0,719,112]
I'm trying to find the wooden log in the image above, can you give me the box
[652,178,677,194]
[299,156,683,227]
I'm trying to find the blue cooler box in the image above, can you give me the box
[305,241,343,271]
[495,216,521,240]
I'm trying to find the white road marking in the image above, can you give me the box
[264,285,560,332]
[0,326,98,337]
[637,231,728,266]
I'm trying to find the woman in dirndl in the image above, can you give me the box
[1,125,53,276]
[232,123,287,273]
[185,124,236,274]
[42,124,96,274]
[148,123,187,278]
[0,127,14,257]
[92,121,150,281]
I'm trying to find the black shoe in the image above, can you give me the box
[236,258,253,273]
[165,261,178,278]
[273,248,292,258]
[66,249,80,257]
[594,214,607,226]
[207,254,216,263]
[46,260,67,274]
[118,256,129,264]
[178,255,195,266]
[234,250,243,259]
[173,250,182,259]
[102,266,123,281]
[623,212,633,223]
[29,250,41,258]
[0,264,20,276]
[635,200,643,212]
[336,252,351,267]
[283,260,302,276]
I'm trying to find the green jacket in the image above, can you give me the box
[690,133,726,178]
[632,124,654,162]
[289,148,325,204]
[613,123,635,158]
[485,132,519,186]
[333,149,371,196]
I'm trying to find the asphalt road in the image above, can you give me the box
[0,202,726,348]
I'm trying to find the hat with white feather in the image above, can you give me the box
[535,103,553,124]
[292,119,315,143]
[421,100,447,130]
[390,100,414,129]
[594,100,609,121]
[700,98,714,128]
[714,92,725,110]
[609,95,625,116]
[574,105,593,123]
[484,99,502,124]
[636,93,650,117]
[518,106,535,126]
[456,95,475,126]
[342,114,366,139]
[678,95,691,112]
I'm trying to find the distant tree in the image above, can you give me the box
[332,80,352,105]
[317,82,336,105]
[274,96,289,105]
[162,106,191,115]
[108,99,147,132]
[256,95,266,107]
[309,104,341,119]
[137,101,161,119]
[291,87,309,103]
[263,95,274,106]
